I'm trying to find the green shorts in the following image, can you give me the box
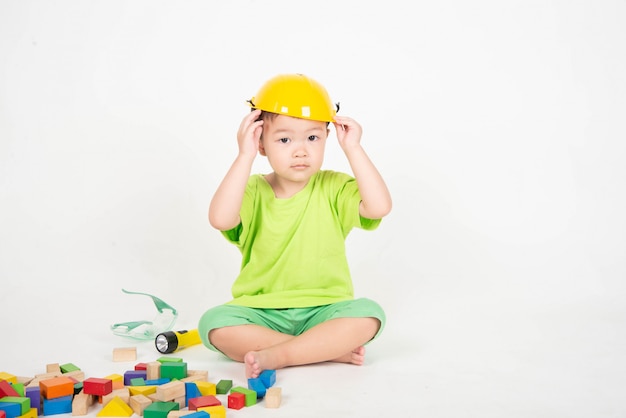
[197,298,386,353]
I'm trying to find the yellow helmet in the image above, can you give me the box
[248,73,338,122]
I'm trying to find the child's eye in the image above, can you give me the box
[308,135,319,141]
[279,137,290,144]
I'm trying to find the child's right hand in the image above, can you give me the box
[237,109,264,159]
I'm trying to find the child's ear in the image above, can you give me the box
[258,139,267,156]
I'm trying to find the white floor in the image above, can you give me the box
[3,295,625,418]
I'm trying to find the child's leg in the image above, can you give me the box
[209,324,294,362]
[243,316,380,378]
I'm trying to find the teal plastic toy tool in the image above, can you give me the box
[110,289,178,340]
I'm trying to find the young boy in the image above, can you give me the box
[198,74,392,379]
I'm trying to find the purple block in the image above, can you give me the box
[124,370,147,386]
[25,386,41,412]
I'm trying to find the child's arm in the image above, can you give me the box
[209,110,264,231]
[333,115,392,220]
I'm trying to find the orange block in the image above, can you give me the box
[40,376,75,399]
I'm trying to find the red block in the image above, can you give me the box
[0,380,20,397]
[0,407,6,418]
[227,392,245,410]
[83,378,113,396]
[188,395,221,410]
[134,363,148,371]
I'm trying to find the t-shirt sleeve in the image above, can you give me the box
[333,172,382,233]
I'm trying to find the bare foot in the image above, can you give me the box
[331,346,366,365]
[244,351,263,378]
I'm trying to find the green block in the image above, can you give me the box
[160,362,187,380]
[231,386,257,406]
[130,378,146,386]
[216,379,232,395]
[157,356,183,363]
[143,401,179,418]
[60,363,80,373]
[0,396,31,415]
[74,382,83,395]
[11,383,25,397]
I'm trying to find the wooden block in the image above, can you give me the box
[97,396,133,417]
[166,411,201,418]
[129,395,152,416]
[146,363,160,381]
[185,370,208,381]
[104,375,124,390]
[154,381,185,402]
[143,401,179,418]
[59,363,80,374]
[159,363,187,380]
[39,376,75,399]
[71,391,95,416]
[43,395,73,415]
[113,348,137,362]
[265,387,282,408]
[215,380,232,395]
[128,386,156,397]
[197,405,225,418]
[194,382,215,396]
[0,396,30,416]
[64,370,85,382]
[83,378,113,396]
[102,388,130,407]
[0,380,20,397]
[230,386,256,406]
[227,392,245,410]
[0,372,18,384]
[46,364,61,374]
[188,395,220,411]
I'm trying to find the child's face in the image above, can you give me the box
[259,114,329,184]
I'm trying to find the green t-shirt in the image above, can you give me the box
[222,170,381,308]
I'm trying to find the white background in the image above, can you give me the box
[1,1,625,416]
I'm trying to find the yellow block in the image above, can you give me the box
[104,374,125,390]
[195,382,216,396]
[128,386,157,396]
[97,397,133,417]
[19,408,38,418]
[197,406,225,418]
[0,372,18,384]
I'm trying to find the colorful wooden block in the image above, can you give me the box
[247,378,266,398]
[197,405,225,418]
[156,357,182,364]
[43,395,72,415]
[259,369,276,388]
[143,401,178,418]
[21,408,37,418]
[227,392,245,410]
[159,363,187,380]
[265,387,282,408]
[123,371,146,387]
[25,387,40,412]
[0,372,17,385]
[39,377,75,400]
[193,382,215,396]
[102,389,130,407]
[134,363,148,371]
[0,381,20,398]
[59,364,80,374]
[97,396,133,417]
[83,378,113,396]
[230,387,256,406]
[188,395,220,411]
[178,412,209,418]
[101,375,123,391]
[0,402,21,418]
[0,397,30,416]
[215,380,232,395]
[128,386,156,397]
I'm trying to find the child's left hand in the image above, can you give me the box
[333,116,363,152]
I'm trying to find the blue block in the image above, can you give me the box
[43,395,73,416]
[259,369,276,388]
[0,402,21,418]
[145,378,170,385]
[185,382,202,406]
[183,412,210,418]
[123,370,147,386]
[247,378,266,398]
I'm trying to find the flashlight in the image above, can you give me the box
[155,329,202,354]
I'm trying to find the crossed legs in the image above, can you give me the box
[209,317,380,378]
